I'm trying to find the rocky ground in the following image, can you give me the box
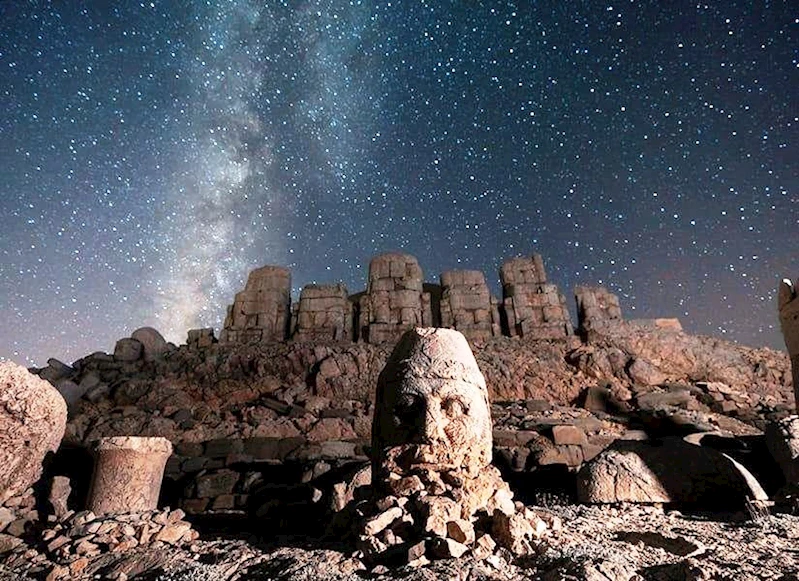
[4,320,792,580]
[1,502,797,580]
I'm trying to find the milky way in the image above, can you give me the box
[1,1,796,365]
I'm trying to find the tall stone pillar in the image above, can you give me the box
[358,253,431,343]
[87,436,173,515]
[499,254,573,339]
[779,278,799,408]
[574,285,623,332]
[439,270,499,340]
[220,265,292,343]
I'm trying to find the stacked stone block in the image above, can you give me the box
[439,270,500,341]
[358,253,432,343]
[293,284,353,341]
[187,328,216,348]
[575,285,623,332]
[500,255,573,339]
[221,266,291,343]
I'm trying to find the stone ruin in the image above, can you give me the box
[779,277,799,406]
[292,283,353,342]
[358,253,432,344]
[574,285,622,332]
[217,252,586,346]
[0,363,197,578]
[345,328,556,566]
[439,270,501,341]
[220,265,291,343]
[210,252,697,348]
[500,255,573,339]
[87,436,173,516]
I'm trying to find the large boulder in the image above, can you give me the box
[576,437,767,506]
[0,362,67,501]
[765,415,799,484]
[131,327,169,361]
[114,338,143,362]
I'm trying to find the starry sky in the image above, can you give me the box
[1,1,796,366]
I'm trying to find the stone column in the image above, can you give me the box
[87,436,173,515]
[220,265,292,343]
[574,285,623,332]
[499,254,573,339]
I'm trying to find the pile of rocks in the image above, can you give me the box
[499,255,574,339]
[0,488,39,538]
[221,265,292,343]
[439,270,501,341]
[357,253,433,344]
[32,508,197,580]
[348,455,558,567]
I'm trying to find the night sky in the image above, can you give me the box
[1,2,796,366]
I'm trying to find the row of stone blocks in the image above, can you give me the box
[219,252,624,344]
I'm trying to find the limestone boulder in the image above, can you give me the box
[0,362,67,501]
[113,338,143,362]
[576,437,767,505]
[131,327,168,361]
[627,358,667,386]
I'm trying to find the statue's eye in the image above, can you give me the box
[442,397,468,417]
[394,394,421,424]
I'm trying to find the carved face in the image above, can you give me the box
[372,328,492,479]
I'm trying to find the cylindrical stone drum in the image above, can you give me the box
[86,436,173,515]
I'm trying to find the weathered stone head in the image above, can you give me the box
[371,328,492,480]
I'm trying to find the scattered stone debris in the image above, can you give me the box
[4,507,197,580]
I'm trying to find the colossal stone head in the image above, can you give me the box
[371,328,493,480]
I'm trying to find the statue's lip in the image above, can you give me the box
[387,461,461,475]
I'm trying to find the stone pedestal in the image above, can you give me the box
[87,436,173,515]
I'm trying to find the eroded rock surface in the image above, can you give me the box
[779,277,799,407]
[0,362,67,502]
[576,437,768,505]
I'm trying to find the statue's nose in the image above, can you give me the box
[418,404,447,444]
